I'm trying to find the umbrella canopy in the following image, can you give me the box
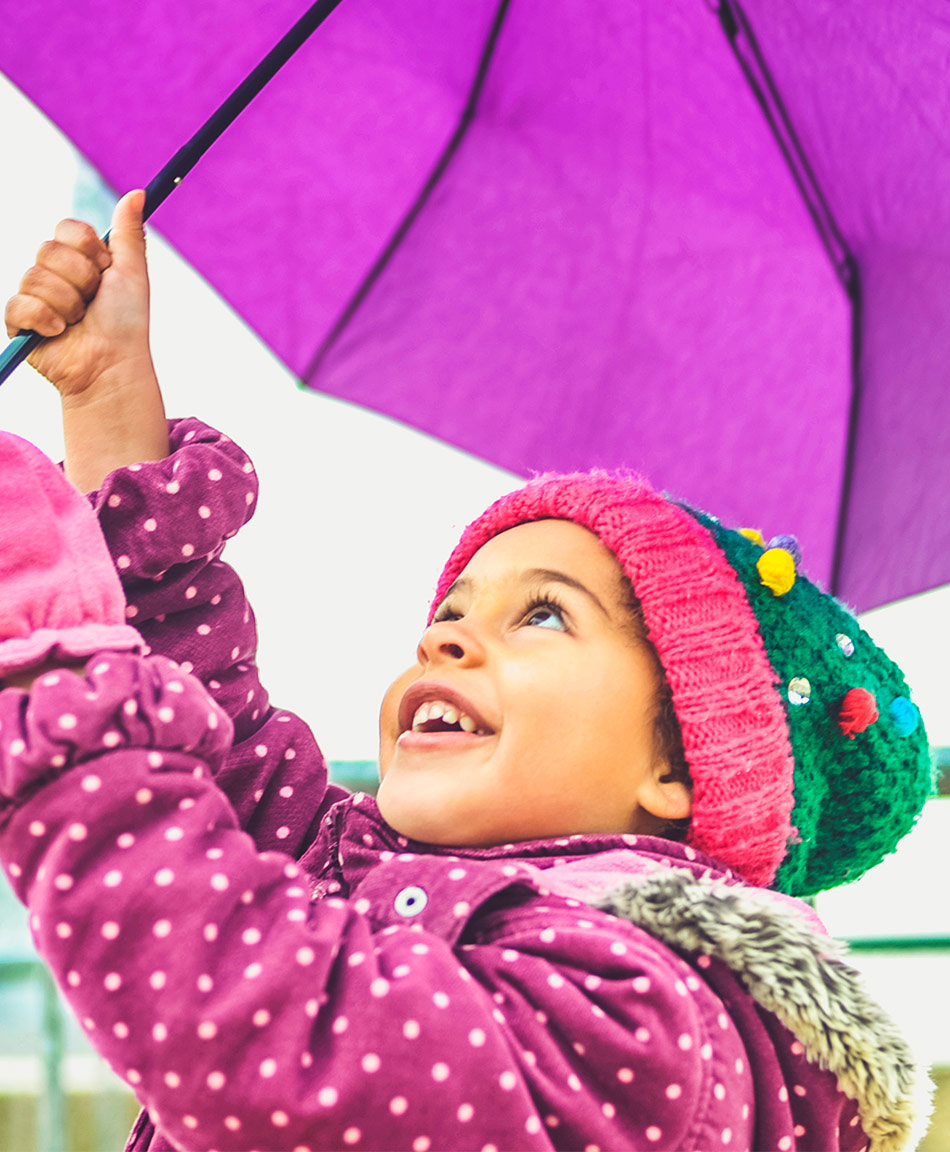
[1,0,948,610]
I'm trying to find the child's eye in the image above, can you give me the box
[433,605,462,624]
[524,602,567,631]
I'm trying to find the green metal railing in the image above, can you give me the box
[847,937,950,951]
[0,958,65,1152]
[328,759,379,794]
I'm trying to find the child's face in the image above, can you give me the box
[377,519,689,846]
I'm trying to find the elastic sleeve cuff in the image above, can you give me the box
[0,624,143,677]
[0,652,233,810]
[89,418,259,579]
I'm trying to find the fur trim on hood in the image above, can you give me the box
[596,869,933,1152]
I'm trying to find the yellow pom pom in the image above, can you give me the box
[738,528,766,548]
[757,548,796,596]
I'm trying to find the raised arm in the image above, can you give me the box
[6,197,266,714]
[4,189,168,492]
[4,203,345,854]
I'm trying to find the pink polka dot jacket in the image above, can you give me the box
[0,420,929,1152]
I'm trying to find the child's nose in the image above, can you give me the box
[417,618,486,668]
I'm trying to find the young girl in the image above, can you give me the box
[0,193,934,1151]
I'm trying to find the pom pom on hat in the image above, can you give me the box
[756,547,797,596]
[890,697,920,737]
[839,688,879,739]
[768,534,803,566]
[738,528,765,547]
[434,471,933,897]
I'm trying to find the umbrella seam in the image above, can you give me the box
[715,0,864,602]
[715,1,854,291]
[830,271,864,601]
[301,0,513,382]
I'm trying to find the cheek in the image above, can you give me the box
[556,654,656,754]
[492,660,582,769]
[378,665,421,774]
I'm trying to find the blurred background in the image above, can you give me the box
[0,76,947,1149]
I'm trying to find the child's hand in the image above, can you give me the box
[5,190,169,493]
[4,190,152,399]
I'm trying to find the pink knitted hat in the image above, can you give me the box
[431,472,932,895]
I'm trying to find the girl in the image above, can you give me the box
[0,192,934,1151]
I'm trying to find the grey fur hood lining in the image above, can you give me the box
[595,869,933,1152]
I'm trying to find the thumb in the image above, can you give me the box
[107,189,148,272]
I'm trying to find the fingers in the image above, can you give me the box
[52,217,111,271]
[5,291,65,338]
[107,189,147,273]
[4,192,146,342]
[5,273,83,339]
[4,221,112,338]
[37,239,105,301]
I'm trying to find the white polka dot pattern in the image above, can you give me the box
[0,418,858,1152]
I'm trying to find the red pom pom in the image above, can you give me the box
[838,688,879,739]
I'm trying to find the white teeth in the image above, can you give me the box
[410,700,480,733]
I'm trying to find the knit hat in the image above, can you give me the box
[431,472,933,897]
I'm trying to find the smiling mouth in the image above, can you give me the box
[397,682,495,742]
[410,700,489,736]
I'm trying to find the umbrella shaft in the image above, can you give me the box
[142,0,346,220]
[0,0,347,387]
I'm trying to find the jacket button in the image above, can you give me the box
[394,886,428,917]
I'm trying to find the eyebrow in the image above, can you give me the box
[443,569,611,618]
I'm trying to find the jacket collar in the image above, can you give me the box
[598,868,932,1152]
[325,795,931,1151]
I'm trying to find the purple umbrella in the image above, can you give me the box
[1,0,947,609]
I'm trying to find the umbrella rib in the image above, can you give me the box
[716,2,863,599]
[715,2,854,291]
[302,0,513,382]
[0,0,346,387]
[830,279,864,599]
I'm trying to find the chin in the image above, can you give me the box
[376,783,495,848]
[375,782,443,845]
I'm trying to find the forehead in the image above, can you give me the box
[455,519,626,596]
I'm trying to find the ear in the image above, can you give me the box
[633,759,693,825]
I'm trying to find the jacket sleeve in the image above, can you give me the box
[88,417,262,736]
[0,658,757,1152]
[87,418,347,855]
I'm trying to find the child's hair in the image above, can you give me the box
[433,470,933,895]
[618,573,692,841]
[652,682,693,838]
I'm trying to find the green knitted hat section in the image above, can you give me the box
[684,508,933,897]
